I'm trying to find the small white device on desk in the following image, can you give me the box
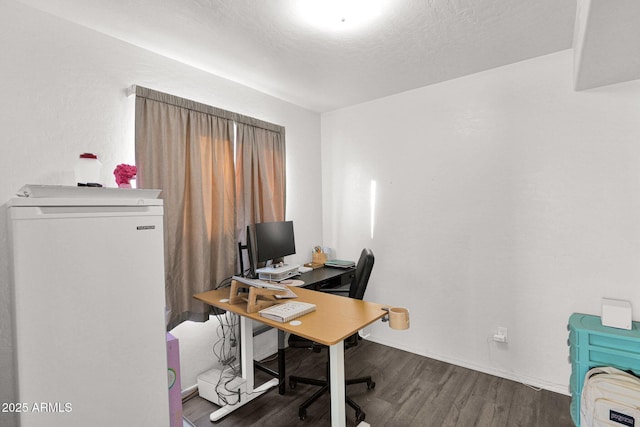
[256,264,300,281]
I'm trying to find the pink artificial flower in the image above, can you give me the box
[114,164,137,185]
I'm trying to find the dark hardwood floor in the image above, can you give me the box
[183,340,573,427]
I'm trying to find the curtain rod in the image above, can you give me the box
[127,85,285,135]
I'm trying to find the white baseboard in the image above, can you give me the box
[365,336,570,396]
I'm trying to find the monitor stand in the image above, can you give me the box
[256,264,300,282]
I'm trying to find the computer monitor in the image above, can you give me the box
[244,221,296,278]
[254,220,296,264]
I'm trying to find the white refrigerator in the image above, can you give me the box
[7,189,170,427]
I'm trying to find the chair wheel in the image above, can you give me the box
[368,381,376,390]
[290,378,297,389]
[356,410,366,422]
[299,408,306,420]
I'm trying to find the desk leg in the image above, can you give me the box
[278,329,286,395]
[209,315,279,422]
[240,315,254,390]
[329,341,346,427]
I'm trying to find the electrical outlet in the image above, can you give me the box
[493,327,508,343]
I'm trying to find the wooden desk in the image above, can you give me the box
[252,266,356,395]
[194,286,386,426]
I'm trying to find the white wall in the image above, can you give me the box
[0,2,322,424]
[5,0,639,418]
[321,50,640,394]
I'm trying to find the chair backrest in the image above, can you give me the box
[349,248,375,300]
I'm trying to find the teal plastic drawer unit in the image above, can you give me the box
[567,313,640,426]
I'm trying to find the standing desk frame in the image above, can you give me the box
[194,285,385,426]
[265,267,356,394]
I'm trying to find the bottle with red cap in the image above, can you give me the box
[74,153,103,187]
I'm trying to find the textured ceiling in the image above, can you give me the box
[18,0,577,112]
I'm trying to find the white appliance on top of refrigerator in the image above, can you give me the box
[6,187,170,427]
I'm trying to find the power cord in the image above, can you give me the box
[211,311,242,405]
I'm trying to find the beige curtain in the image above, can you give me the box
[134,86,286,329]
[135,88,236,329]
[236,122,286,227]
[235,123,286,275]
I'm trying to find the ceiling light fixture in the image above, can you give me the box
[296,0,383,31]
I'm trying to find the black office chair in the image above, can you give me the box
[288,248,375,422]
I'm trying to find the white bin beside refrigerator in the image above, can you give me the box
[7,193,170,427]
